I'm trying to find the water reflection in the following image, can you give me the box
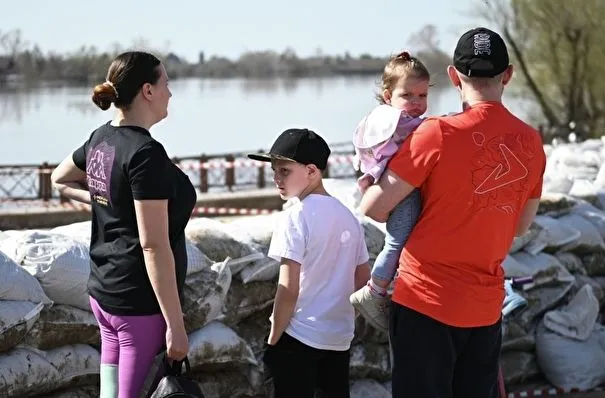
[1,77,458,124]
[0,77,530,164]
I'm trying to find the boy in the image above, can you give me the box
[248,128,371,398]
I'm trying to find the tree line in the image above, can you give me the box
[0,28,451,86]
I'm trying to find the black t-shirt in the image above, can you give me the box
[73,122,196,315]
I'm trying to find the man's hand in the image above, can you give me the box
[359,170,416,222]
[357,174,375,194]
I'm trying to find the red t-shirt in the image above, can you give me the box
[388,102,546,327]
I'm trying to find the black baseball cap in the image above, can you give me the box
[248,128,331,170]
[453,27,509,78]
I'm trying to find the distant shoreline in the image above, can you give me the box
[0,44,451,87]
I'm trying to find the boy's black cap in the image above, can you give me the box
[248,128,331,170]
[453,27,509,78]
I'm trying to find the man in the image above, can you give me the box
[359,27,546,398]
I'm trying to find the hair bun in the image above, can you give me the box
[396,51,412,61]
[91,82,118,111]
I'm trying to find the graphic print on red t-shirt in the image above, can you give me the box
[470,131,535,215]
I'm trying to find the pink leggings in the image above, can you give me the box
[90,297,166,398]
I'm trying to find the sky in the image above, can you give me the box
[1,0,498,62]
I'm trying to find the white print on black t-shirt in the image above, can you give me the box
[86,142,115,206]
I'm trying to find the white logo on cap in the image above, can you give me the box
[473,33,491,56]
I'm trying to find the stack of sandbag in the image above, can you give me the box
[500,193,605,392]
[0,226,234,397]
[543,138,605,205]
[0,244,100,396]
[325,173,605,394]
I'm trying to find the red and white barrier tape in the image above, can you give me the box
[191,206,278,216]
[29,200,279,216]
[0,154,356,175]
[506,385,604,397]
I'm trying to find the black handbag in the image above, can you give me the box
[149,356,205,398]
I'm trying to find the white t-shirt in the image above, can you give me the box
[268,194,369,351]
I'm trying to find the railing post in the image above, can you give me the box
[225,155,235,192]
[199,155,208,193]
[39,162,52,201]
[257,162,266,189]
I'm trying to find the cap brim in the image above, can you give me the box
[247,153,298,163]
[247,153,273,162]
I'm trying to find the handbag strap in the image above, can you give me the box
[165,356,192,377]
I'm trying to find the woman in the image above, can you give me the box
[51,51,196,398]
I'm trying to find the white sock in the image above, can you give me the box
[100,364,118,398]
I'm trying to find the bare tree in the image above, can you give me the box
[476,0,605,138]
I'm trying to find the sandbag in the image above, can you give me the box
[185,217,263,274]
[501,255,533,278]
[569,179,600,203]
[500,351,540,385]
[4,231,91,310]
[350,379,391,398]
[0,250,50,304]
[186,239,213,275]
[230,306,271,356]
[536,322,605,390]
[182,259,232,333]
[592,276,605,303]
[50,222,211,276]
[501,319,534,352]
[558,213,605,253]
[51,221,92,245]
[537,192,577,215]
[572,201,605,241]
[0,300,44,353]
[197,367,262,398]
[22,304,100,350]
[223,279,276,326]
[580,250,605,276]
[187,321,258,372]
[524,215,581,254]
[227,213,282,253]
[543,176,574,196]
[238,257,280,284]
[518,281,575,330]
[555,252,586,274]
[43,386,99,398]
[0,344,100,397]
[543,284,599,341]
[572,275,605,304]
[349,343,390,381]
[509,223,541,254]
[511,252,575,288]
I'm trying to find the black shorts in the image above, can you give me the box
[389,302,502,398]
[263,333,350,398]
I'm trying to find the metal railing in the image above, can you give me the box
[0,143,359,203]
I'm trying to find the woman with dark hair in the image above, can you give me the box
[51,51,196,397]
